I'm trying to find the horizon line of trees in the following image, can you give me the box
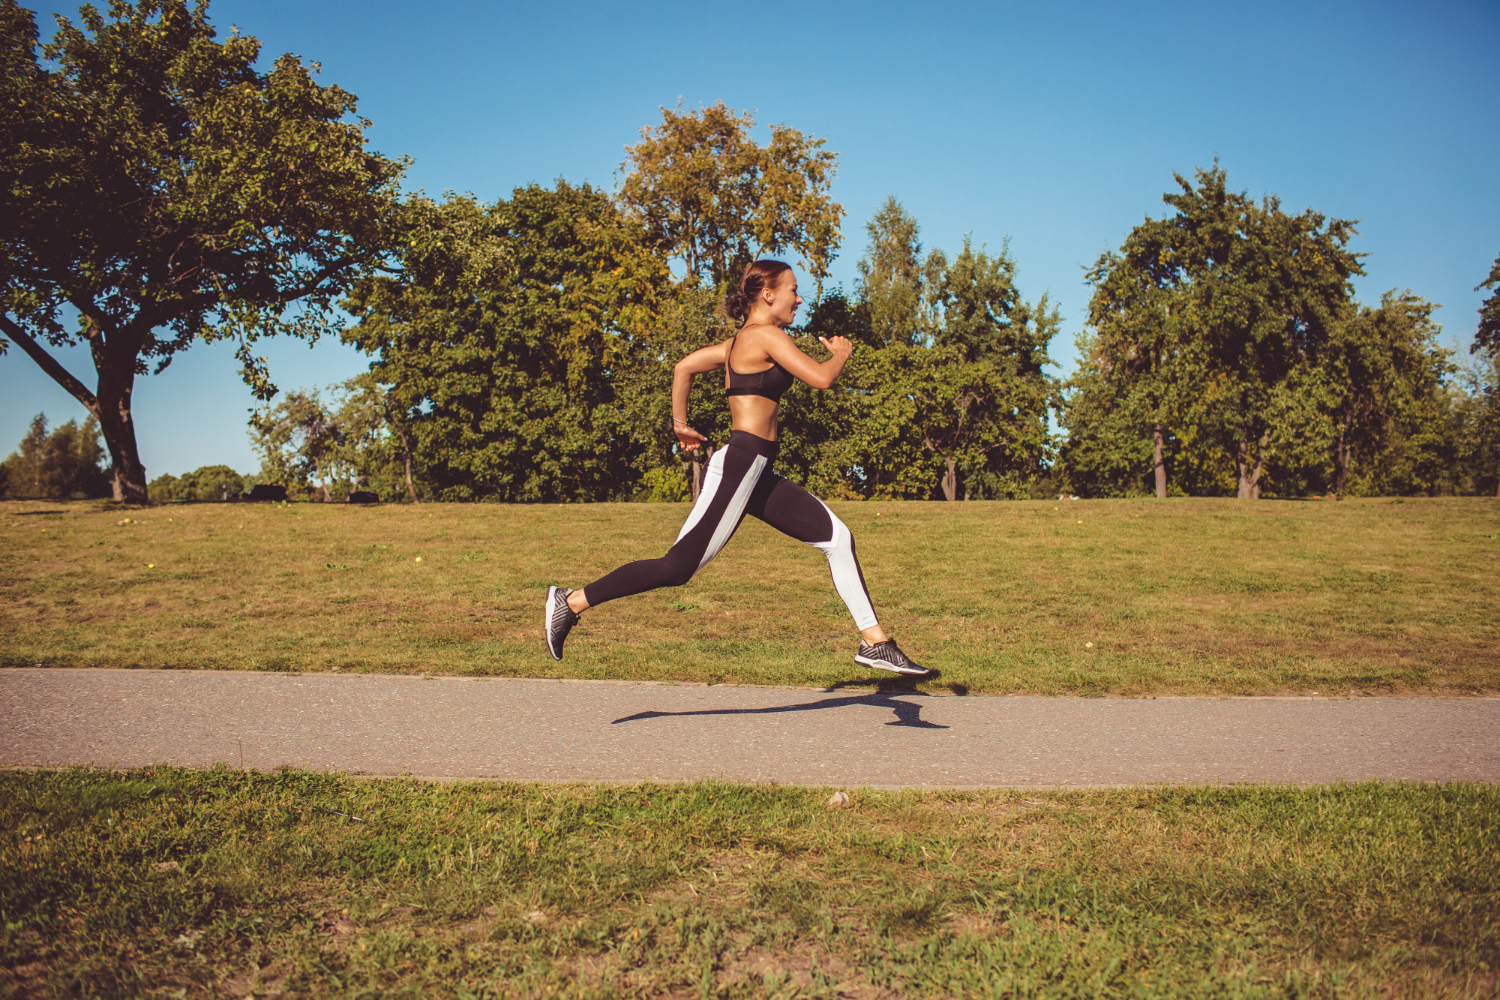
[3,1,1497,504]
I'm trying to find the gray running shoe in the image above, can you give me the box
[855,639,930,676]
[544,586,579,661]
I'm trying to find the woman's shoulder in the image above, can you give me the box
[737,322,787,345]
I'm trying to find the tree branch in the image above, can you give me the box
[275,255,363,304]
[0,315,99,412]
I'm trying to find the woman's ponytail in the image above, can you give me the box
[723,289,751,323]
[723,259,792,324]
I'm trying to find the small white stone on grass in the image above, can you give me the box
[827,791,850,808]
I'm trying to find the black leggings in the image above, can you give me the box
[583,431,879,630]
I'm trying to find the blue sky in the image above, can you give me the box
[4,0,1497,476]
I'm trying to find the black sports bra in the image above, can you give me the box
[725,332,795,403]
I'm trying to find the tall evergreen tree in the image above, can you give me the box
[0,412,110,498]
[855,197,928,347]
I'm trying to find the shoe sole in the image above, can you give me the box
[854,654,930,676]
[545,585,563,661]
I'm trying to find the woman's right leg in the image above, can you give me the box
[579,439,773,608]
[545,439,772,658]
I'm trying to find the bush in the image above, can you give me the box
[148,465,250,502]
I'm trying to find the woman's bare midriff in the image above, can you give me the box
[727,394,780,441]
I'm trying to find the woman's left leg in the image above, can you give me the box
[745,473,879,632]
[746,475,929,674]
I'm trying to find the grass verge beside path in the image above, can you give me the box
[2,497,1496,695]
[2,769,1496,998]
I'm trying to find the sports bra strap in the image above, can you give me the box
[724,329,795,403]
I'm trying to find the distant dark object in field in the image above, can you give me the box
[243,484,288,502]
[347,491,379,504]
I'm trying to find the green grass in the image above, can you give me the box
[2,496,1497,695]
[1,769,1495,998]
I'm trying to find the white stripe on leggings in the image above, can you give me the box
[697,454,767,572]
[808,499,879,631]
[672,448,769,578]
[673,448,728,544]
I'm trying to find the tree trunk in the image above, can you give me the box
[1153,422,1167,499]
[940,458,958,501]
[687,445,714,501]
[95,365,148,504]
[1236,440,1264,499]
[0,316,150,503]
[1332,425,1350,495]
[314,457,331,502]
[394,423,418,503]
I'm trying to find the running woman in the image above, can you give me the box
[543,260,929,676]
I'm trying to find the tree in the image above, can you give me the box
[0,0,405,502]
[1057,361,1158,498]
[617,101,844,293]
[783,222,1058,502]
[915,239,1058,499]
[1318,292,1452,494]
[1078,165,1363,498]
[331,373,419,502]
[344,181,671,502]
[855,197,931,347]
[245,374,417,502]
[0,412,110,498]
[249,389,343,500]
[1080,243,1207,498]
[1474,252,1500,357]
[1466,254,1500,495]
[612,284,734,501]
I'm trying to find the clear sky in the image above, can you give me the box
[4,0,1497,477]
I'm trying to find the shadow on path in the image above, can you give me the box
[612,676,950,730]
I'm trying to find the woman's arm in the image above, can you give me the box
[670,342,727,452]
[757,327,853,390]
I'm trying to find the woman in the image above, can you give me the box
[544,259,928,676]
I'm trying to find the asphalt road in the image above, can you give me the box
[2,668,1496,787]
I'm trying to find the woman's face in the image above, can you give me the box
[765,270,803,326]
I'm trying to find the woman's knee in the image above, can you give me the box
[659,553,698,588]
[812,509,853,554]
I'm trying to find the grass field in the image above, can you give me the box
[2,769,1495,999]
[2,496,1497,695]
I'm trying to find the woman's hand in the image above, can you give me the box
[674,419,708,452]
[818,335,853,359]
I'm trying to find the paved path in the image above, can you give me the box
[2,668,1497,787]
